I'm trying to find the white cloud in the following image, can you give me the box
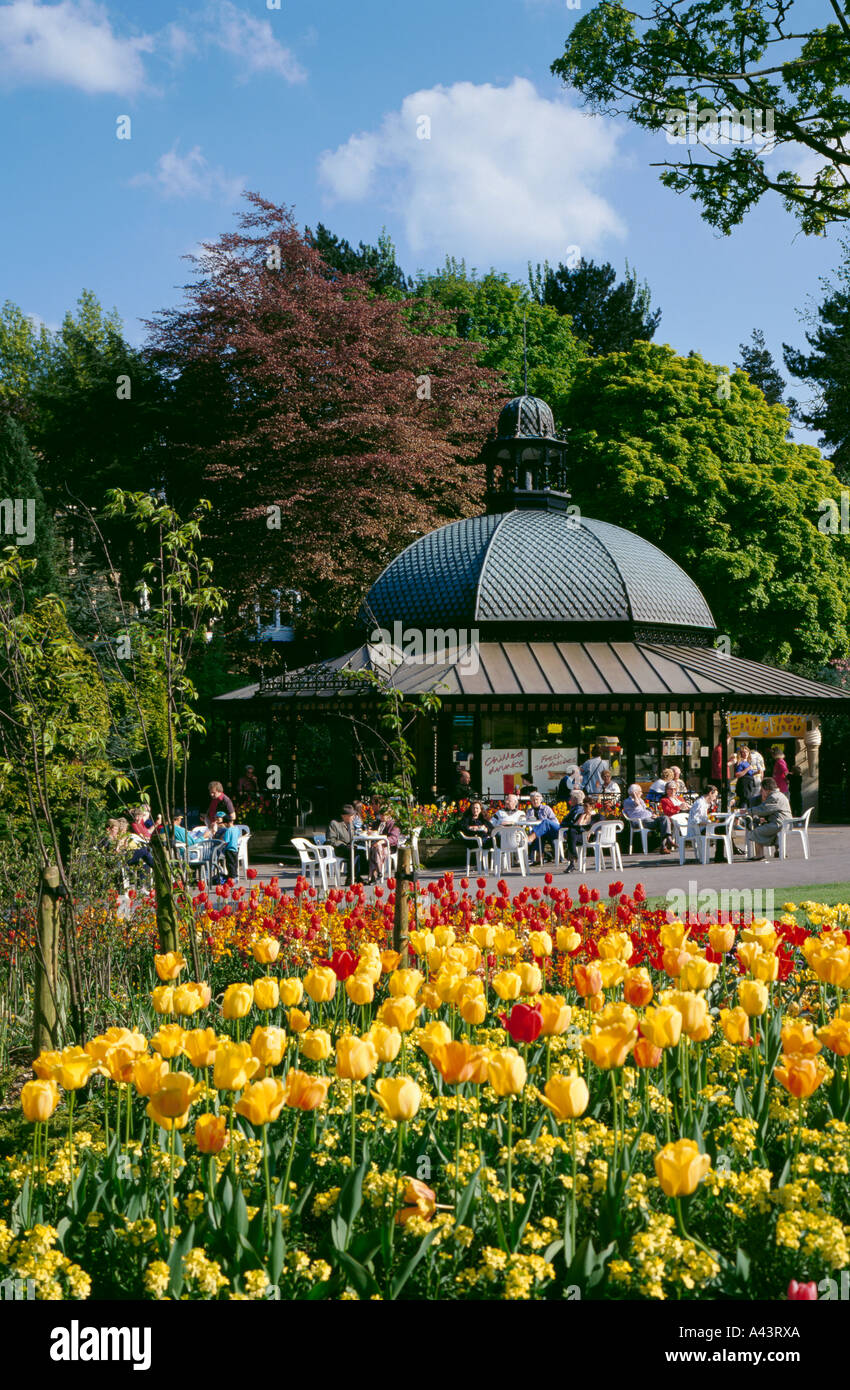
[130,145,245,203]
[0,0,153,94]
[318,78,625,261]
[203,0,306,83]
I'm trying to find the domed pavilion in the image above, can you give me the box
[216,395,846,816]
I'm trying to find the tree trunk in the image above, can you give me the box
[151,834,180,956]
[33,865,62,1056]
[393,844,412,963]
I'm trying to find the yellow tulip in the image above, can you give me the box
[751,951,780,984]
[187,981,212,1009]
[662,991,709,1039]
[283,1069,332,1111]
[182,1028,219,1069]
[102,1045,138,1085]
[222,983,254,1020]
[279,978,304,1008]
[300,1028,332,1062]
[418,1020,453,1058]
[365,1023,402,1063]
[775,1055,827,1100]
[21,1079,60,1123]
[654,1138,711,1197]
[817,1017,850,1056]
[518,962,543,996]
[32,1050,61,1080]
[132,1054,169,1097]
[154,951,186,982]
[494,928,520,957]
[662,946,691,979]
[459,993,487,1026]
[811,947,850,988]
[250,1025,287,1069]
[780,1020,822,1058]
[52,1047,96,1091]
[376,996,421,1033]
[680,956,719,992]
[419,983,443,1012]
[597,931,633,962]
[149,1070,202,1118]
[172,984,205,1017]
[623,967,654,1007]
[708,924,736,955]
[335,1034,378,1081]
[640,1006,683,1049]
[434,926,455,948]
[150,1024,187,1060]
[409,929,436,957]
[288,1008,311,1033]
[304,966,337,1003]
[597,959,626,990]
[145,1097,189,1131]
[738,979,769,1017]
[538,995,572,1036]
[660,920,689,949]
[194,1112,227,1153]
[235,1077,287,1126]
[345,973,375,1006]
[389,968,424,998]
[253,977,280,1011]
[597,1001,638,1032]
[381,950,401,974]
[213,1041,261,1091]
[151,986,175,1016]
[719,1007,750,1045]
[374,1076,422,1121]
[581,1022,637,1069]
[556,927,581,954]
[487,1048,527,1096]
[529,930,553,959]
[573,963,602,998]
[542,1074,588,1122]
[492,970,522,1001]
[471,924,495,951]
[251,937,280,965]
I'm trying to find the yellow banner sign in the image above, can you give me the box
[729,712,806,739]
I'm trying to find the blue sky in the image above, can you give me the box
[0,0,841,447]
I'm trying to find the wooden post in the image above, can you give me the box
[151,834,181,956]
[393,844,412,963]
[33,865,62,1056]
[719,708,729,812]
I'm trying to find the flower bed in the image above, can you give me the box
[2,877,849,1301]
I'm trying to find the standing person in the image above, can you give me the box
[772,745,790,796]
[559,791,592,872]
[524,790,560,864]
[205,781,235,831]
[237,765,259,797]
[219,814,242,881]
[556,765,582,804]
[733,747,755,805]
[788,762,803,818]
[623,784,675,853]
[748,746,765,797]
[580,746,606,796]
[453,767,473,802]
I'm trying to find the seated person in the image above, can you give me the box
[524,790,560,863]
[491,792,526,826]
[559,791,592,872]
[686,785,719,848]
[171,812,190,846]
[745,778,792,861]
[460,799,493,847]
[659,781,686,818]
[130,804,159,840]
[598,768,621,802]
[369,807,401,882]
[646,768,675,804]
[327,804,364,881]
[237,764,259,797]
[623,783,675,853]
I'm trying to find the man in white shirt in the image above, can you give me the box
[491,792,528,854]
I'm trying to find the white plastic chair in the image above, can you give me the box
[291,837,328,893]
[702,812,737,865]
[315,842,343,887]
[673,814,705,866]
[778,808,812,861]
[460,832,491,874]
[235,826,251,882]
[584,820,623,872]
[626,818,651,855]
[493,825,529,877]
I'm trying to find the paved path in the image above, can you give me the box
[246,825,850,908]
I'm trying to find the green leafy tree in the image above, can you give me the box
[410,261,586,423]
[306,223,411,296]
[529,258,661,355]
[551,0,850,235]
[560,341,850,667]
[784,247,850,480]
[0,413,62,596]
[735,329,787,407]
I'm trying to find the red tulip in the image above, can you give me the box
[787,1280,817,1300]
[500,1003,543,1044]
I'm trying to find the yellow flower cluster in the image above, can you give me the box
[0,1222,91,1300]
[616,1213,720,1299]
[775,1210,850,1268]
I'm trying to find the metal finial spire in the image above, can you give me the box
[523,313,528,395]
